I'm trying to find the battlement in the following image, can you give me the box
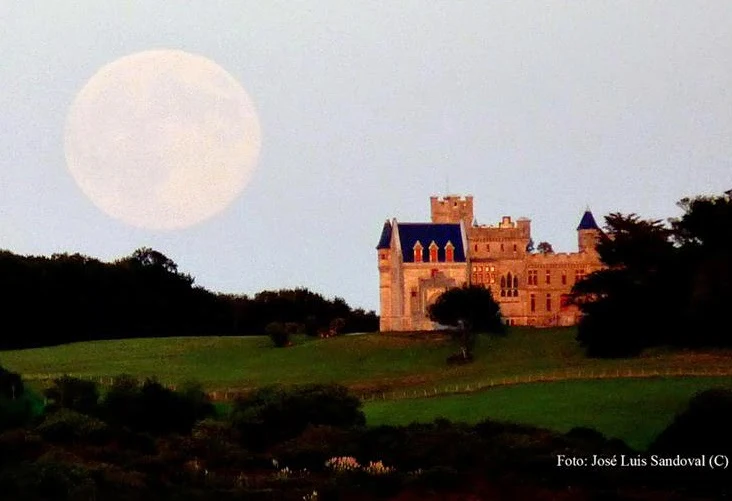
[430,195,474,225]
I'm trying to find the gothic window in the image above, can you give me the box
[474,244,478,252]
[530,294,536,312]
[545,270,551,285]
[500,276,506,296]
[413,241,423,263]
[528,269,538,285]
[500,243,505,251]
[429,241,438,263]
[561,271,567,285]
[546,293,552,312]
[513,243,517,252]
[486,244,490,251]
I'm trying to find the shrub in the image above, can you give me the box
[230,384,365,449]
[650,388,732,455]
[43,376,100,415]
[0,366,24,400]
[266,321,290,348]
[37,409,110,444]
[100,376,215,435]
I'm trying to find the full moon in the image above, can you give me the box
[64,49,261,230]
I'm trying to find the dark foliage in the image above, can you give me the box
[44,376,100,415]
[650,388,732,455]
[230,384,365,450]
[0,247,378,349]
[427,285,504,333]
[265,322,290,348]
[571,192,732,356]
[428,285,504,361]
[100,376,214,435]
[0,366,24,400]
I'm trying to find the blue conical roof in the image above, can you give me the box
[376,220,392,249]
[577,210,600,231]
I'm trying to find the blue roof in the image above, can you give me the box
[577,210,600,231]
[396,223,466,262]
[376,221,392,249]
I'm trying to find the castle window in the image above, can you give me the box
[501,273,518,298]
[500,243,504,251]
[546,293,552,312]
[411,290,417,298]
[561,271,567,285]
[528,270,538,285]
[530,294,536,312]
[486,244,490,251]
[445,241,455,262]
[575,269,586,283]
[545,270,551,285]
[472,272,478,282]
[413,241,423,263]
[428,241,438,263]
[513,244,517,252]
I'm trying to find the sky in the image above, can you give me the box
[1,2,731,312]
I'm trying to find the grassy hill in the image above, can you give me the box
[2,327,731,449]
[2,328,731,394]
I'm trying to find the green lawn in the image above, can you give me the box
[363,377,732,450]
[2,328,731,395]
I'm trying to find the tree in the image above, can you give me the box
[428,285,504,361]
[570,213,682,357]
[537,241,554,254]
[525,238,535,253]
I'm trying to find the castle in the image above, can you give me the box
[376,196,604,331]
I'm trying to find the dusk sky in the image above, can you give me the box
[2,2,731,312]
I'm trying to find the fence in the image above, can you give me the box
[23,365,732,403]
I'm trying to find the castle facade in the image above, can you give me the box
[376,196,604,331]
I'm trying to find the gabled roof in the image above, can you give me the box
[376,220,392,249]
[577,210,600,231]
[396,223,466,262]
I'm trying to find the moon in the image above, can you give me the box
[64,49,261,230]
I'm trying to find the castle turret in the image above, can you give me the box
[430,195,474,226]
[577,209,601,253]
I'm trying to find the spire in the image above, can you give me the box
[577,209,600,231]
[376,220,392,249]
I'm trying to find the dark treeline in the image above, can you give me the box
[571,191,732,357]
[0,247,377,349]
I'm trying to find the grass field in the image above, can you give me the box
[2,328,731,450]
[363,377,732,450]
[2,328,732,395]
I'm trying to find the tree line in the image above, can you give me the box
[0,247,377,349]
[571,191,732,357]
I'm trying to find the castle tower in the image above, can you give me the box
[430,195,474,226]
[577,209,601,253]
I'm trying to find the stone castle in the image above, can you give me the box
[376,195,604,331]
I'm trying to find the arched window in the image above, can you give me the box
[500,276,506,296]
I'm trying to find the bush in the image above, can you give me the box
[100,376,215,435]
[37,409,110,444]
[0,366,24,400]
[43,376,99,415]
[266,321,291,348]
[650,388,732,455]
[230,384,365,449]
